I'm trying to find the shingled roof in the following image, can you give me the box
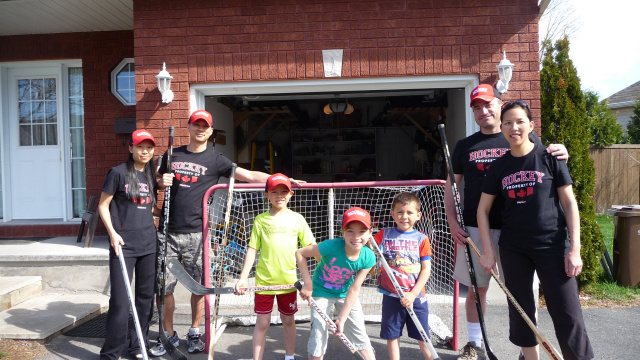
[606,80,640,105]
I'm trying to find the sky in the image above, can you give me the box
[544,0,640,100]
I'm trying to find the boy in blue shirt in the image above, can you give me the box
[373,192,434,360]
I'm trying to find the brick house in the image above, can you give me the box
[0,0,546,237]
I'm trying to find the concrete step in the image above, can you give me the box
[0,292,109,340]
[0,276,42,312]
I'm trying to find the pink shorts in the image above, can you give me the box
[254,291,298,316]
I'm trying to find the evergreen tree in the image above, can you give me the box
[540,37,603,285]
[584,89,624,146]
[627,100,640,144]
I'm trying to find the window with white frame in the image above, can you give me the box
[111,58,135,105]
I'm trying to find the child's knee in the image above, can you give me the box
[280,313,295,326]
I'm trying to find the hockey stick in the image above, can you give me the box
[294,281,366,360]
[369,237,439,359]
[168,258,295,295]
[117,245,149,360]
[465,239,564,360]
[158,126,187,360]
[208,163,237,360]
[438,124,498,360]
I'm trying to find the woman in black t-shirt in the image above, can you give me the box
[99,130,160,360]
[477,101,593,360]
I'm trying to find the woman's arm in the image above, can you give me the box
[558,184,582,277]
[296,244,321,300]
[477,192,497,274]
[97,191,123,256]
[334,268,370,336]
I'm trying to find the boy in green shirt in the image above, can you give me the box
[235,173,315,360]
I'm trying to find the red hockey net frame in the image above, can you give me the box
[201,180,459,352]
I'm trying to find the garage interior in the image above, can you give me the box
[207,88,468,183]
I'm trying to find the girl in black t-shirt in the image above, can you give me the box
[477,101,593,360]
[99,130,159,360]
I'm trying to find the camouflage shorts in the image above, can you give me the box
[156,231,203,295]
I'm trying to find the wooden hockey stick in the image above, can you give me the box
[369,237,439,359]
[168,258,295,295]
[465,239,564,360]
[208,164,237,360]
[117,245,149,360]
[294,281,366,360]
[438,124,498,360]
[158,126,187,360]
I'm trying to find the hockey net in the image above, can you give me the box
[202,180,457,349]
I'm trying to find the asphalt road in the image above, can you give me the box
[36,304,640,360]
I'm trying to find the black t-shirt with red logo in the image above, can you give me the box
[102,163,157,256]
[451,131,542,228]
[158,146,234,234]
[481,144,573,255]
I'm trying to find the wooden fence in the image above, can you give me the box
[590,145,640,214]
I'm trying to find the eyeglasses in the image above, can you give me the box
[502,100,529,110]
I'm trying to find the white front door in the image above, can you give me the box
[8,67,64,219]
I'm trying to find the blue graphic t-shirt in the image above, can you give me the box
[312,238,376,299]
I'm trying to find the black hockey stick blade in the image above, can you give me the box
[168,258,234,295]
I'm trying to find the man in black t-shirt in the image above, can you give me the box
[443,85,568,360]
[150,110,285,356]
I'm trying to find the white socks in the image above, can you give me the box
[467,321,483,347]
[284,356,295,360]
[188,327,200,336]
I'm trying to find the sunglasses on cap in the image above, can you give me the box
[501,100,529,110]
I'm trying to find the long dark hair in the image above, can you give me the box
[125,153,157,206]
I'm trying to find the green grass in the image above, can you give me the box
[587,214,640,305]
[0,352,8,358]
[596,214,614,254]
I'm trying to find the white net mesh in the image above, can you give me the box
[202,180,456,345]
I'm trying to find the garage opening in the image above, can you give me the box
[202,87,470,182]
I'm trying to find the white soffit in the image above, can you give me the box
[0,0,133,36]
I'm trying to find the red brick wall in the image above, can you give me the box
[134,0,541,141]
[0,31,134,236]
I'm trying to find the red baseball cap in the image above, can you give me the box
[342,207,372,229]
[188,109,213,127]
[469,84,501,107]
[266,173,292,192]
[131,129,156,146]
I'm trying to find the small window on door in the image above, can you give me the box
[111,58,135,106]
[18,78,58,146]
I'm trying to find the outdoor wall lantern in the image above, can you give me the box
[155,62,174,104]
[323,98,354,115]
[496,51,515,94]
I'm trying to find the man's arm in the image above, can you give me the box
[530,132,569,161]
[234,167,306,185]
